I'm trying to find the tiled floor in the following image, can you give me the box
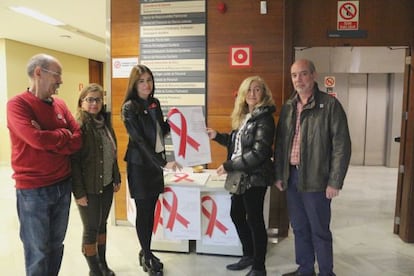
[1,165,414,275]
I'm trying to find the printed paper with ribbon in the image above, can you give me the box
[152,196,166,240]
[162,186,201,240]
[200,192,240,246]
[164,171,210,186]
[167,106,211,167]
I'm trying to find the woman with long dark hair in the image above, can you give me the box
[121,65,181,276]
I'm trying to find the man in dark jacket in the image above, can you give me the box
[274,59,351,276]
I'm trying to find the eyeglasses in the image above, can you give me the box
[41,68,62,77]
[83,97,103,104]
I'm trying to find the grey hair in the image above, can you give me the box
[308,60,316,73]
[26,54,56,78]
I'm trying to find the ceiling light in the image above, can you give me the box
[9,6,64,26]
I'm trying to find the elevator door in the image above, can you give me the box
[348,74,389,166]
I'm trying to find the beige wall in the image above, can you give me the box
[0,39,90,165]
[0,39,7,165]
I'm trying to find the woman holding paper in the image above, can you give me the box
[121,64,181,276]
[207,76,276,276]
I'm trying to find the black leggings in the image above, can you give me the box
[230,186,268,270]
[134,196,158,260]
[77,184,114,244]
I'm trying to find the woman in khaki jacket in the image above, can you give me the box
[72,83,121,276]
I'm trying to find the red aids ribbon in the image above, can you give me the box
[173,173,194,183]
[167,108,200,157]
[163,187,190,231]
[201,195,228,237]
[152,199,163,234]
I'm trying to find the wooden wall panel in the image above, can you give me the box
[293,0,414,47]
[111,0,139,56]
[207,1,283,53]
[398,52,414,242]
[206,0,284,109]
[113,115,127,220]
[206,0,285,178]
[88,60,103,85]
[111,0,139,221]
[111,79,126,115]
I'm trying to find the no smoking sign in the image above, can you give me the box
[324,76,336,88]
[337,1,359,30]
[230,45,252,68]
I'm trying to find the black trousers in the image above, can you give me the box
[134,196,158,260]
[77,184,114,244]
[230,186,268,271]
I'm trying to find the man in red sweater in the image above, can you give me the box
[7,53,82,276]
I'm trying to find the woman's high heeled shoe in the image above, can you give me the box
[142,258,163,275]
[139,250,163,270]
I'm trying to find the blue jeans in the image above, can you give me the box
[16,178,71,276]
[287,167,335,276]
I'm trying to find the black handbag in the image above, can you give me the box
[224,170,248,194]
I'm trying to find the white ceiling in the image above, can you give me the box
[0,0,108,61]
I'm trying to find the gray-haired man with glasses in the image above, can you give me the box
[7,53,82,276]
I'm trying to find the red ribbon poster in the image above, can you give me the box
[164,170,210,186]
[167,106,211,167]
[162,186,201,240]
[202,195,228,237]
[200,193,240,246]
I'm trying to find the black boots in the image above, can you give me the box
[85,255,103,276]
[97,233,115,276]
[84,235,115,276]
[97,244,115,276]
[139,250,163,275]
[83,244,103,276]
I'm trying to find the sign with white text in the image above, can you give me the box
[337,1,359,30]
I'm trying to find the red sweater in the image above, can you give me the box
[7,91,82,189]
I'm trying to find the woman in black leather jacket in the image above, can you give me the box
[121,65,181,276]
[207,76,275,276]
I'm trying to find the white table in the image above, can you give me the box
[150,168,270,256]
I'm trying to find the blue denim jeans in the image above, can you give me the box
[16,177,71,276]
[287,167,336,276]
